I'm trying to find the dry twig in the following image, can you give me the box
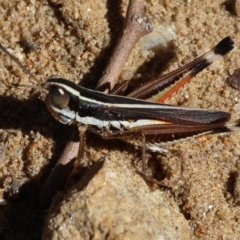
[97,0,152,91]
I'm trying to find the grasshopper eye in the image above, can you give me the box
[47,86,70,109]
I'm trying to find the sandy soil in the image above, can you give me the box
[0,0,240,239]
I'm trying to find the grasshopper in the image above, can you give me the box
[0,36,238,186]
[42,37,239,180]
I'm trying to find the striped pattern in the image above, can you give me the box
[44,78,230,127]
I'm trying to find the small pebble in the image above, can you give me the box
[229,69,240,90]
[234,171,240,203]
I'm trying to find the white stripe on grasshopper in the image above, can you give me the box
[204,50,221,63]
[75,114,168,129]
[53,103,169,129]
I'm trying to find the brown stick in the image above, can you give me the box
[97,0,152,92]
[39,0,152,206]
[38,131,79,206]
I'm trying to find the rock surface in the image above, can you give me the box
[43,151,190,239]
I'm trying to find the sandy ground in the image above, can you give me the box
[0,0,240,239]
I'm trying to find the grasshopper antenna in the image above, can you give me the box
[0,42,46,93]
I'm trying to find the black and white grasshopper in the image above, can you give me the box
[1,36,239,184]
[43,38,238,147]
[36,36,240,182]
